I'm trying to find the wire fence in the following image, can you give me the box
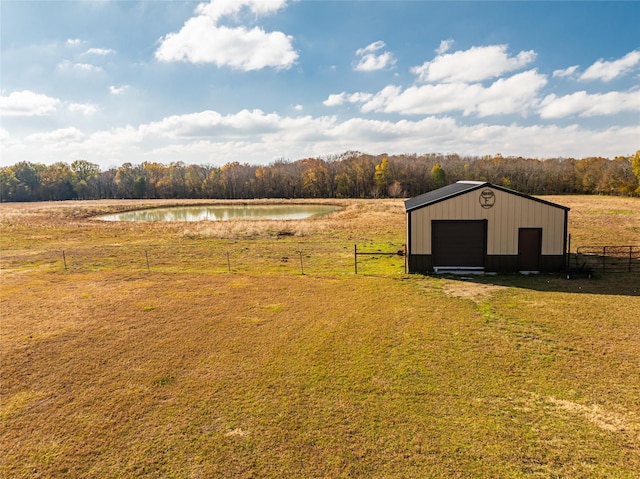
[11,242,636,277]
[2,242,408,276]
[574,246,640,274]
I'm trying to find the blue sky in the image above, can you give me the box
[1,0,639,170]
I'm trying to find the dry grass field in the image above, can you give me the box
[1,196,639,478]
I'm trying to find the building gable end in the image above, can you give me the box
[405,182,570,213]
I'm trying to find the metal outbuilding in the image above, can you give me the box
[405,181,570,274]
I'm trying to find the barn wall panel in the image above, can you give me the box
[408,254,432,273]
[486,255,519,273]
[408,187,566,257]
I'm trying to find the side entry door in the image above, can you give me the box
[518,228,542,271]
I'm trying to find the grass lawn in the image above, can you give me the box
[1,196,639,478]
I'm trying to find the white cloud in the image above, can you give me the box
[354,41,396,72]
[0,90,60,116]
[155,0,297,71]
[109,85,129,95]
[348,92,374,105]
[332,43,545,119]
[57,60,103,73]
[66,38,82,47]
[356,41,385,57]
[293,104,303,111]
[475,70,548,117]
[323,91,374,107]
[538,90,640,118]
[75,63,101,72]
[579,50,640,82]
[25,127,85,143]
[69,103,98,116]
[412,44,537,83]
[553,65,579,78]
[358,85,403,113]
[351,70,547,117]
[86,126,142,149]
[323,92,347,107]
[140,109,282,139]
[436,39,454,55]
[85,48,115,56]
[4,110,637,169]
[196,0,288,22]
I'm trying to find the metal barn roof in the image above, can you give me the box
[404,181,570,212]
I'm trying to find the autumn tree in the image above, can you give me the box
[201,167,222,197]
[266,159,302,198]
[334,172,354,198]
[70,160,100,198]
[374,156,389,197]
[168,162,187,198]
[185,165,208,198]
[0,167,19,202]
[142,162,166,198]
[431,163,446,188]
[115,163,136,198]
[301,158,330,198]
[387,181,403,198]
[3,151,640,201]
[633,150,640,195]
[8,162,44,201]
[218,162,250,199]
[40,162,76,200]
[574,157,607,194]
[606,156,637,195]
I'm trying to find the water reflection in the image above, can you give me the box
[100,204,341,222]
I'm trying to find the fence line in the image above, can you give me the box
[2,242,408,276]
[574,245,640,273]
[9,243,637,276]
[354,244,406,274]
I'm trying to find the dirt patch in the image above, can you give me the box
[441,281,507,302]
[547,396,640,439]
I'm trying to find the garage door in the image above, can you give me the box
[432,220,487,267]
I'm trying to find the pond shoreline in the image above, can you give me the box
[99,204,343,222]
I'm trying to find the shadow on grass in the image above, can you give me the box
[429,271,640,297]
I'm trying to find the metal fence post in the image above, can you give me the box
[354,244,358,274]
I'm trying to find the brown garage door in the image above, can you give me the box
[432,220,487,267]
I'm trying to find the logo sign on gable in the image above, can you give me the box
[479,189,496,209]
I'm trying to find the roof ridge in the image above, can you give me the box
[405,181,569,212]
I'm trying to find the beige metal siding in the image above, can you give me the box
[410,187,565,255]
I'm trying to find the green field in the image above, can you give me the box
[1,197,639,478]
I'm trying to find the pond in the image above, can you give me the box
[100,204,341,222]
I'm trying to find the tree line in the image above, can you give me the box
[1,151,639,202]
